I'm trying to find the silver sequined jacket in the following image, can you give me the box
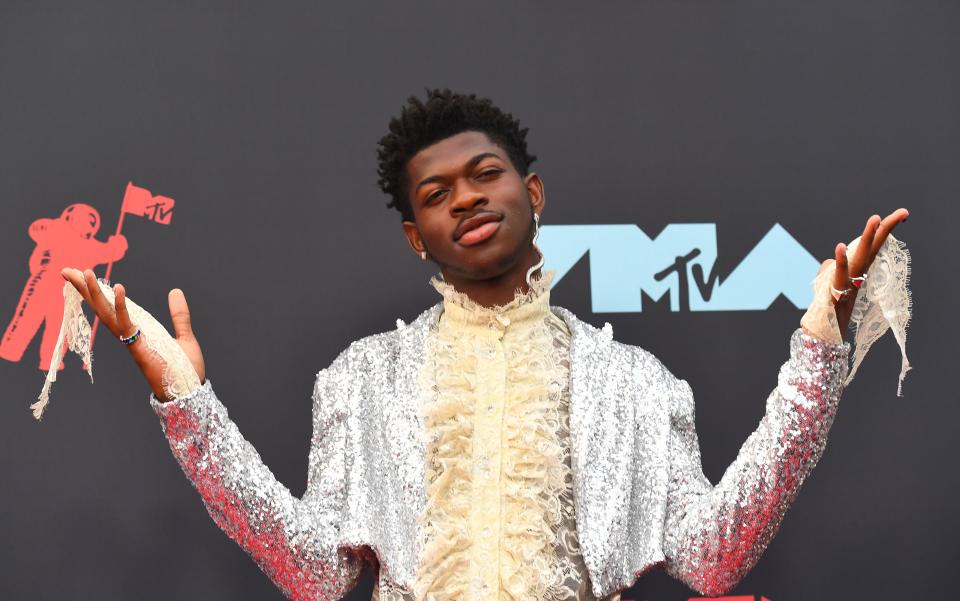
[150,303,850,600]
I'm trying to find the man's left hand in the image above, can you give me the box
[819,208,910,335]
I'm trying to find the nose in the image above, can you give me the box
[449,180,488,215]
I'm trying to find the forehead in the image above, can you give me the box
[406,130,506,181]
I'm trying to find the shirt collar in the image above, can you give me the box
[429,270,555,329]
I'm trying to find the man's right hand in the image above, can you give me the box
[60,268,206,402]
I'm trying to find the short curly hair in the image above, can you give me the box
[376,88,537,221]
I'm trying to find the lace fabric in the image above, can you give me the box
[400,271,618,601]
[800,233,912,396]
[33,279,201,419]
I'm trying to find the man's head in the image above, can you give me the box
[376,89,545,285]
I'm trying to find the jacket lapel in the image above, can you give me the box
[387,303,441,588]
[552,306,622,586]
[553,306,666,594]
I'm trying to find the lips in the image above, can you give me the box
[454,212,503,242]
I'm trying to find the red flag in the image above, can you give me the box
[121,182,175,224]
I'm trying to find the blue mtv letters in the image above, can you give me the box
[538,223,820,313]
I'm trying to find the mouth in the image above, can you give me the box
[454,212,503,246]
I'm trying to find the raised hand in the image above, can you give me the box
[821,208,910,336]
[60,268,206,402]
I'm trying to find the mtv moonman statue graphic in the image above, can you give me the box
[0,203,128,370]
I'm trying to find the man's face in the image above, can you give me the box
[401,130,544,281]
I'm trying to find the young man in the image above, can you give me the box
[62,89,908,601]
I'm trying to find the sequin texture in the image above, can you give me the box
[150,282,850,599]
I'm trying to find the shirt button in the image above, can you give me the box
[486,404,495,414]
[481,527,492,538]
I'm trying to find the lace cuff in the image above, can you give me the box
[32,280,202,419]
[799,233,912,396]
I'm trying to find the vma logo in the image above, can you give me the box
[539,224,819,313]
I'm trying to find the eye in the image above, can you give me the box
[425,189,447,204]
[478,168,503,179]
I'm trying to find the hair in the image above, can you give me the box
[376,88,537,221]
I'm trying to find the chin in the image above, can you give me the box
[450,248,525,281]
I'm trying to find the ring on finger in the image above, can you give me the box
[849,273,868,288]
[830,286,854,302]
[119,328,142,346]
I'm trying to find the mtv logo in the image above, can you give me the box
[539,224,820,313]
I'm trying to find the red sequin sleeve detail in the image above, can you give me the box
[150,373,366,601]
[661,328,850,596]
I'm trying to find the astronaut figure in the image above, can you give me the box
[0,203,127,370]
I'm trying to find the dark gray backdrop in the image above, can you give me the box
[1,2,956,600]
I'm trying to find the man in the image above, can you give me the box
[62,89,909,601]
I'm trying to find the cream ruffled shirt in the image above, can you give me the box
[373,271,619,601]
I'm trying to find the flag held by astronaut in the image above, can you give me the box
[121,182,175,224]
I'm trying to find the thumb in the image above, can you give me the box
[168,288,195,340]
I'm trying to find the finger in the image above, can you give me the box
[168,288,195,340]
[113,284,137,337]
[870,207,909,256]
[83,269,116,323]
[850,215,880,276]
[832,243,849,297]
[61,267,92,303]
[816,258,834,276]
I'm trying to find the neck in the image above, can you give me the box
[438,246,542,308]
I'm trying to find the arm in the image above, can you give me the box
[661,328,849,596]
[56,269,367,598]
[149,361,366,601]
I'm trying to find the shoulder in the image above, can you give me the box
[552,305,693,416]
[313,303,441,393]
[310,328,402,423]
[332,329,401,370]
[315,329,402,392]
[552,304,672,373]
[312,303,441,424]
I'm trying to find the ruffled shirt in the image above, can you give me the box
[373,271,620,601]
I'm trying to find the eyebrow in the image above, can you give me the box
[415,152,503,192]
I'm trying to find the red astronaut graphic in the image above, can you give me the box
[1,182,175,371]
[0,204,127,370]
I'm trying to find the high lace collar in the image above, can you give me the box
[429,270,555,328]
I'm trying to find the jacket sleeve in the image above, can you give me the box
[660,327,850,596]
[149,353,367,600]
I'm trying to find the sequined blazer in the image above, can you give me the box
[150,303,850,600]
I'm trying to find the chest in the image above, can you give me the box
[361,306,669,597]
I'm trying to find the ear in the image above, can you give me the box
[524,172,546,217]
[401,220,426,258]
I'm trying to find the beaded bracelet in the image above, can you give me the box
[119,328,142,346]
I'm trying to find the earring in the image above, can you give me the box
[420,251,427,261]
[526,212,545,287]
